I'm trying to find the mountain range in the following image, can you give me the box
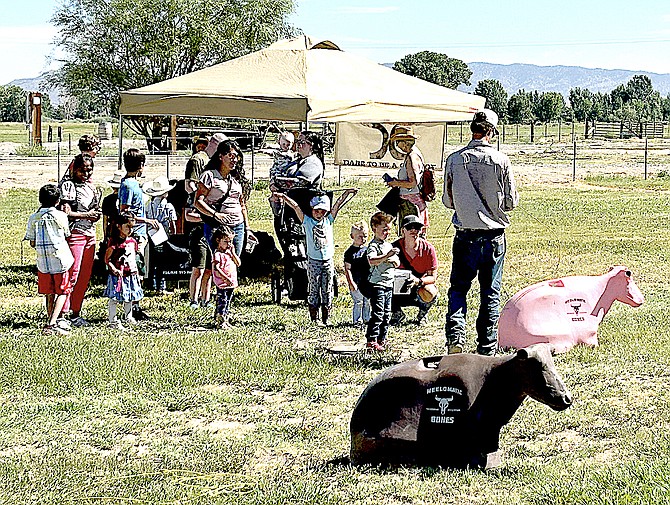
[9,62,670,107]
[459,62,670,97]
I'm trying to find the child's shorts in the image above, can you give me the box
[38,270,73,295]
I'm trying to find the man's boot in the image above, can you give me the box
[321,306,331,326]
[309,306,319,323]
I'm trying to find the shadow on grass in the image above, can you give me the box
[0,264,36,288]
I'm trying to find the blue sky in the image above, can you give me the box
[2,0,670,85]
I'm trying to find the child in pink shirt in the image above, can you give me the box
[211,226,241,328]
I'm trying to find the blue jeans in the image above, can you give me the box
[307,257,334,309]
[350,288,371,324]
[445,229,506,355]
[216,287,234,318]
[366,285,393,344]
[204,221,245,258]
[392,289,437,314]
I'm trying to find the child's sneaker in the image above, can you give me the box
[126,316,138,325]
[365,341,385,352]
[189,300,200,310]
[55,318,72,331]
[42,324,69,336]
[70,316,89,327]
[108,320,126,331]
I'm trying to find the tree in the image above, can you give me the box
[662,94,670,121]
[50,0,297,135]
[393,51,472,89]
[473,79,508,120]
[569,87,594,122]
[534,92,565,123]
[0,85,27,122]
[506,90,534,124]
[625,75,654,102]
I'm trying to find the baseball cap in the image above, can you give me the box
[309,195,331,211]
[401,215,423,229]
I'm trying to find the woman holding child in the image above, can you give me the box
[194,139,255,258]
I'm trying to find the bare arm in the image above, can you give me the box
[273,192,304,222]
[330,188,358,219]
[368,246,400,266]
[388,151,422,189]
[344,261,357,291]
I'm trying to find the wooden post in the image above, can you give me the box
[170,115,177,154]
[571,121,575,143]
[502,122,506,143]
[544,123,548,138]
[572,140,577,182]
[516,124,519,142]
[558,119,562,143]
[644,137,648,180]
[530,122,535,143]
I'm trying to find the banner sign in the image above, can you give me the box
[334,122,445,172]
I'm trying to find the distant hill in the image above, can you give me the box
[460,62,670,97]
[382,61,670,98]
[10,62,670,109]
[7,74,61,105]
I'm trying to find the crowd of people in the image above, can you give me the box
[24,109,518,355]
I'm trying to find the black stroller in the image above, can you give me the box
[272,187,337,304]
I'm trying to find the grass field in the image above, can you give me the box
[1,177,670,504]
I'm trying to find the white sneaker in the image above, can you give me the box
[126,316,137,325]
[55,318,72,330]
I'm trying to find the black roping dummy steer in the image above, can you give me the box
[350,344,572,469]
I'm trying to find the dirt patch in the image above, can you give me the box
[1,139,665,191]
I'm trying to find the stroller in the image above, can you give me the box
[272,187,337,304]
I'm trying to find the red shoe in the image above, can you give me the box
[366,341,385,352]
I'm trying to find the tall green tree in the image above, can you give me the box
[473,79,508,119]
[49,0,297,135]
[662,94,670,121]
[534,92,565,123]
[393,51,472,89]
[0,85,27,122]
[506,90,534,124]
[569,87,594,122]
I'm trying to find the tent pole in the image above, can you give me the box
[118,114,124,170]
[250,134,255,185]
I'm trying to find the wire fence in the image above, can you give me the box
[445,121,670,145]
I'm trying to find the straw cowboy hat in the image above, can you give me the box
[104,170,125,189]
[142,175,175,196]
[390,125,419,142]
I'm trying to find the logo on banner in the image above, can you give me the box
[369,124,415,160]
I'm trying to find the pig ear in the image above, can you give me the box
[625,270,632,277]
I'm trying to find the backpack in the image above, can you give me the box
[419,165,436,202]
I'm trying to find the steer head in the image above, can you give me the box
[516,344,573,411]
[609,267,645,307]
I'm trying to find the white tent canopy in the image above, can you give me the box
[119,36,485,123]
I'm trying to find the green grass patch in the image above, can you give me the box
[1,181,669,503]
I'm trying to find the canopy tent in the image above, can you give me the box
[119,36,485,123]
